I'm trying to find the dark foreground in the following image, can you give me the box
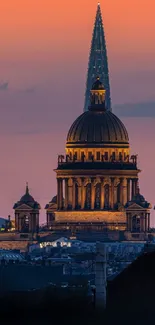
[1,251,155,324]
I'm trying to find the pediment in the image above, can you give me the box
[126,203,144,210]
[15,204,33,210]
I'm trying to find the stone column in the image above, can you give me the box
[140,214,144,232]
[95,243,107,310]
[59,178,63,210]
[101,181,105,210]
[72,179,76,210]
[57,178,60,210]
[68,178,73,209]
[145,213,148,232]
[18,217,22,232]
[29,214,32,232]
[110,178,114,209]
[131,179,137,199]
[65,178,68,210]
[78,182,82,208]
[127,179,130,202]
[114,182,117,206]
[120,178,123,205]
[81,181,86,209]
[122,178,127,206]
[91,179,95,210]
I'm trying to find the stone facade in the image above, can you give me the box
[54,211,126,224]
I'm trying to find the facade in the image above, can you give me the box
[46,78,151,239]
[84,3,111,112]
[13,184,40,233]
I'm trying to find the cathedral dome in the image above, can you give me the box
[67,77,129,148]
[66,110,129,147]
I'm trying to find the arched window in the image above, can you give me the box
[85,183,91,209]
[132,215,140,232]
[104,184,109,209]
[95,183,101,209]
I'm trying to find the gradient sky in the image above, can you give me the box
[0,0,155,224]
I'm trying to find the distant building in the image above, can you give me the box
[13,183,40,233]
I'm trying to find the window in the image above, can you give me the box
[74,152,77,160]
[88,152,92,160]
[96,152,100,160]
[104,152,108,161]
[81,152,85,161]
[112,152,115,160]
[119,152,123,161]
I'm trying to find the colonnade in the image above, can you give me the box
[57,177,138,211]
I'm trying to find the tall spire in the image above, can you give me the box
[84,3,111,112]
[26,182,29,195]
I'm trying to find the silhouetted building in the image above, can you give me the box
[84,3,111,111]
[13,184,40,233]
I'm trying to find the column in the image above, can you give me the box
[145,213,148,232]
[91,179,95,210]
[131,179,137,199]
[135,179,138,194]
[127,179,130,202]
[78,180,82,208]
[18,216,22,232]
[81,181,86,209]
[57,178,60,210]
[140,214,143,232]
[72,179,76,210]
[68,178,73,209]
[120,178,123,205]
[65,178,68,210]
[59,178,63,210]
[114,181,117,206]
[101,181,105,210]
[122,178,127,206]
[110,178,114,209]
[29,214,32,232]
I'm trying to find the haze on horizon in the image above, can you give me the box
[0,0,155,224]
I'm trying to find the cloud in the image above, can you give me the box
[114,102,155,117]
[0,81,9,91]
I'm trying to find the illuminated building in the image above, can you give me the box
[46,77,151,240]
[13,183,40,233]
[84,3,111,112]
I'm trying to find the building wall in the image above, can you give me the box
[54,211,126,224]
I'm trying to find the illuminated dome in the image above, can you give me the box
[67,77,129,149]
[67,110,129,148]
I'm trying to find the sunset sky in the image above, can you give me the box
[0,0,155,224]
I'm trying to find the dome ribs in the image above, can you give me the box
[66,110,129,146]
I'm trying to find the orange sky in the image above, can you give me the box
[1,0,155,59]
